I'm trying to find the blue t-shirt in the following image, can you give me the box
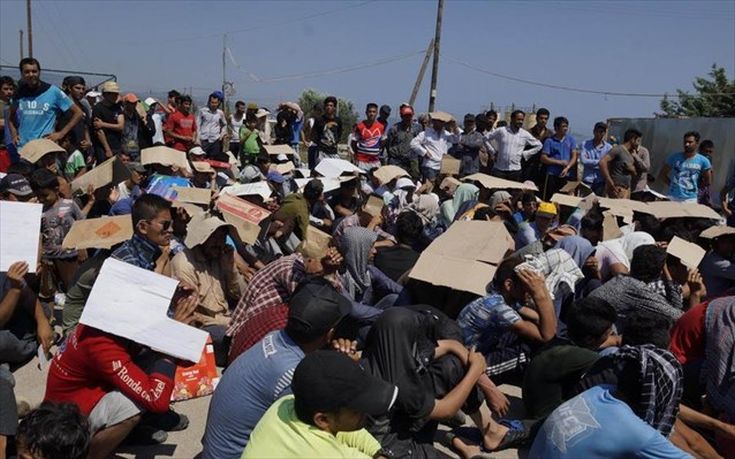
[201,330,305,459]
[543,135,577,177]
[666,152,711,201]
[13,85,72,148]
[580,139,612,184]
[530,385,691,459]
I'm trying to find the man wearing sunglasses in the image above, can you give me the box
[110,193,173,271]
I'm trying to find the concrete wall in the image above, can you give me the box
[607,117,735,195]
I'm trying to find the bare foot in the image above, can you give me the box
[451,436,483,459]
[482,421,510,451]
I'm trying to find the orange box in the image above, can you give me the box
[171,338,220,402]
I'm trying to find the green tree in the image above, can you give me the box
[658,64,735,118]
[298,88,359,143]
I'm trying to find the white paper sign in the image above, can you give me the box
[79,258,208,362]
[0,201,42,273]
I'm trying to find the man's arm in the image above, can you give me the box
[702,168,713,187]
[0,262,27,327]
[8,104,20,145]
[523,131,543,156]
[579,146,599,166]
[633,148,650,173]
[94,113,124,132]
[510,269,556,343]
[47,103,83,142]
[540,139,566,166]
[410,131,428,157]
[660,164,672,186]
[95,126,114,159]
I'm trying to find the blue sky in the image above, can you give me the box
[1,0,733,135]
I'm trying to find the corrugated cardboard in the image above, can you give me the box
[220,182,273,201]
[19,138,65,164]
[462,173,538,192]
[667,236,706,269]
[216,193,271,244]
[559,180,593,196]
[409,220,513,296]
[184,213,233,248]
[700,225,735,239]
[62,215,133,250]
[299,226,332,259]
[273,162,295,175]
[644,201,721,220]
[551,193,583,208]
[440,176,462,195]
[172,186,212,205]
[440,156,461,176]
[602,211,623,241]
[373,165,409,185]
[141,146,191,172]
[295,177,341,194]
[363,195,385,217]
[171,201,206,217]
[71,156,116,193]
[314,158,364,178]
[263,144,296,156]
[430,111,453,123]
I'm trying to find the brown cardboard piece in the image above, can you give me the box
[700,225,735,239]
[373,165,409,185]
[299,226,332,259]
[172,186,212,206]
[215,193,271,244]
[644,201,721,220]
[602,211,623,241]
[363,195,385,217]
[559,180,593,196]
[19,139,65,164]
[273,162,295,175]
[666,236,706,269]
[263,144,295,156]
[184,213,234,249]
[62,215,133,250]
[409,220,513,296]
[439,176,462,195]
[141,146,191,171]
[440,156,461,176]
[462,173,538,192]
[171,201,206,217]
[429,111,453,123]
[71,156,115,193]
[550,193,583,208]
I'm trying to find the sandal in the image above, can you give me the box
[453,424,530,452]
[435,429,459,451]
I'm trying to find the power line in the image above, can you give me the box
[118,1,375,45]
[227,47,423,83]
[443,55,735,98]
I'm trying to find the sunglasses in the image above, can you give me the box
[146,219,172,231]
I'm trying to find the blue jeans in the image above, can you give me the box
[421,166,439,182]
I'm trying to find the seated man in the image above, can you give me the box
[170,213,246,365]
[374,211,422,282]
[700,229,735,298]
[201,279,351,459]
[44,285,197,459]
[522,297,617,420]
[530,345,689,458]
[514,201,557,250]
[242,350,397,459]
[15,401,90,459]
[226,243,342,363]
[457,256,556,377]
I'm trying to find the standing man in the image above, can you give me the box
[697,139,715,205]
[91,81,124,164]
[351,103,385,171]
[60,76,92,162]
[580,122,612,196]
[164,95,197,152]
[540,116,578,200]
[226,100,246,155]
[409,111,460,182]
[457,113,486,176]
[197,91,226,160]
[0,75,17,169]
[598,128,639,199]
[630,141,651,194]
[660,131,712,203]
[526,107,552,185]
[8,58,83,149]
[385,103,421,179]
[484,110,542,182]
[310,96,342,164]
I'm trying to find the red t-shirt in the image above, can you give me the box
[44,324,176,415]
[353,120,385,163]
[165,110,196,152]
[669,301,708,365]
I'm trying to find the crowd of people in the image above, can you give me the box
[1,56,735,459]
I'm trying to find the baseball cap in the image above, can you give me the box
[144,97,158,107]
[399,104,414,116]
[101,81,120,94]
[125,162,146,174]
[255,108,270,118]
[188,146,207,157]
[0,174,33,197]
[594,122,608,131]
[124,93,138,103]
[287,279,351,335]
[292,350,398,418]
[537,201,558,217]
[266,171,285,184]
[210,91,224,100]
[246,102,259,110]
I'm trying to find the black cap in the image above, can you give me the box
[0,174,33,196]
[292,350,398,418]
[594,122,608,131]
[288,279,351,335]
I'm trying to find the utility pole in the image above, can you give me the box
[26,0,33,57]
[427,0,444,112]
[409,39,434,107]
[222,34,227,110]
[19,30,24,59]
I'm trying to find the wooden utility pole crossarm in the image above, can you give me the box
[409,39,434,107]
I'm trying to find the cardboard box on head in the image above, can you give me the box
[62,215,133,250]
[700,225,735,240]
[314,158,365,178]
[372,165,409,185]
[70,156,131,193]
[172,186,212,206]
[363,195,385,218]
[216,193,271,245]
[409,220,514,296]
[644,201,721,221]
[19,138,65,164]
[263,144,296,156]
[559,180,593,197]
[141,145,192,174]
[440,157,461,176]
[299,226,332,260]
[462,173,538,192]
[667,236,706,269]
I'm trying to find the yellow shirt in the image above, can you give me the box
[242,396,381,459]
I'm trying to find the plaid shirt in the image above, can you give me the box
[227,303,289,364]
[226,254,306,338]
[111,234,161,270]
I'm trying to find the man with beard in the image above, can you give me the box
[310,96,343,163]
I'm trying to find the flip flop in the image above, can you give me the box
[453,424,529,452]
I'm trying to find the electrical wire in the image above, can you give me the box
[443,55,735,98]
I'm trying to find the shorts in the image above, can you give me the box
[88,391,141,433]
